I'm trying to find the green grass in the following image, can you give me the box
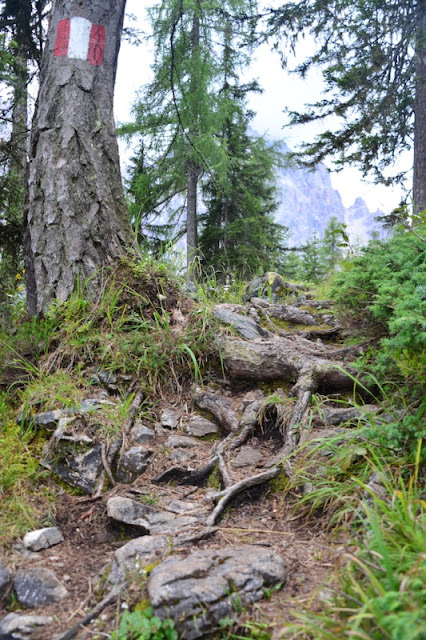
[278,440,426,640]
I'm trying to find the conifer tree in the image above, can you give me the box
[267,1,426,209]
[122,0,261,270]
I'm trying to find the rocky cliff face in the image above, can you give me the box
[275,141,383,245]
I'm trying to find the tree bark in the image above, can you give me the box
[414,0,426,213]
[186,8,201,274]
[24,0,133,315]
[186,158,199,271]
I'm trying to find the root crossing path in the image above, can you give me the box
[1,294,380,640]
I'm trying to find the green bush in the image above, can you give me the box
[330,220,426,389]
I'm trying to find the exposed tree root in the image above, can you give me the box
[206,467,281,526]
[194,388,239,432]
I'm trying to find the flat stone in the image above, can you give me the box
[166,435,199,449]
[116,446,154,483]
[0,558,11,599]
[148,511,202,536]
[170,449,196,464]
[0,613,53,637]
[186,416,218,437]
[231,446,263,468]
[160,410,180,430]
[131,424,155,444]
[14,568,68,608]
[23,527,64,552]
[109,535,169,585]
[106,497,155,530]
[106,497,202,537]
[148,545,286,639]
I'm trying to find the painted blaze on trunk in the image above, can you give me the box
[24,0,133,315]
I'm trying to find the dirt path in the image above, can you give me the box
[1,291,374,639]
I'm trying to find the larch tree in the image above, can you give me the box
[266,0,426,211]
[122,0,260,271]
[24,0,133,316]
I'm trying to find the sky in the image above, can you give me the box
[115,0,407,213]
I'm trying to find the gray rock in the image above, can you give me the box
[148,546,286,639]
[170,449,196,464]
[160,410,180,430]
[33,409,66,430]
[31,399,102,431]
[186,416,218,437]
[166,435,199,449]
[0,558,11,599]
[14,568,68,608]
[0,613,53,638]
[107,497,155,530]
[148,511,202,536]
[231,446,263,468]
[109,535,169,585]
[23,527,64,552]
[107,497,203,536]
[131,423,155,444]
[116,447,154,483]
[41,428,102,495]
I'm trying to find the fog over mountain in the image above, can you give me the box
[274,140,384,245]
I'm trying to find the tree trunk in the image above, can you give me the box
[186,8,201,274]
[24,0,133,315]
[414,0,426,213]
[186,159,199,272]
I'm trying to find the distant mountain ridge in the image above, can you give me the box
[274,140,384,245]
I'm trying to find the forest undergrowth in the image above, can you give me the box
[0,219,425,640]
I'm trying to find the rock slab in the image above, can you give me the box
[148,545,286,639]
[14,568,68,608]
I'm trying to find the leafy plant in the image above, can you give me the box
[111,606,178,640]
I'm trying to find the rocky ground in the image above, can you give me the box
[0,275,381,640]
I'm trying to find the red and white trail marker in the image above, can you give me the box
[54,17,105,67]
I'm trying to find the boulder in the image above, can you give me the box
[14,568,68,608]
[148,545,286,639]
[23,527,64,552]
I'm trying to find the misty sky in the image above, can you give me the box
[115,0,407,213]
